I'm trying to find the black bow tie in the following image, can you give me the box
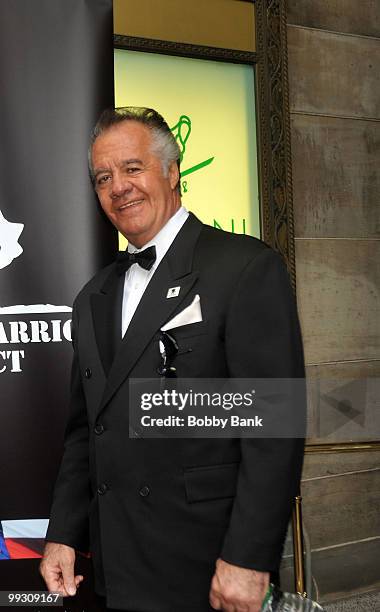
[116,245,156,276]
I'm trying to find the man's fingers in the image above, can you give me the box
[213,601,236,612]
[40,543,78,597]
[41,570,61,594]
[41,569,69,597]
[209,592,222,610]
[40,561,65,594]
[210,593,246,612]
[210,560,270,612]
[61,561,77,596]
[209,573,222,610]
[75,574,84,587]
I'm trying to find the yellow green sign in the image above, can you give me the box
[114,49,260,249]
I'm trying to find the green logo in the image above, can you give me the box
[170,116,246,235]
[170,115,214,193]
[214,218,247,234]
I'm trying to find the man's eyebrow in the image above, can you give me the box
[93,159,144,178]
[121,158,143,166]
[94,167,109,178]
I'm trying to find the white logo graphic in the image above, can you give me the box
[0,210,74,375]
[0,209,24,269]
[0,304,72,315]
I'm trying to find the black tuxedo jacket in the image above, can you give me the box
[47,213,305,611]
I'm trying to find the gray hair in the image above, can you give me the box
[88,106,181,189]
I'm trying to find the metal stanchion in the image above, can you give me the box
[292,495,307,597]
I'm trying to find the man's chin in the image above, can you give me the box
[117,226,152,249]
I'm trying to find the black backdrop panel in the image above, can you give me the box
[0,0,115,554]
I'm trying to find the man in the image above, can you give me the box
[40,107,305,611]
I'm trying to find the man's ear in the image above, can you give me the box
[168,161,180,191]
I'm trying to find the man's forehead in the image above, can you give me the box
[105,120,151,142]
[92,121,155,164]
[93,121,153,155]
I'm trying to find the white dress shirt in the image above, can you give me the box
[121,206,189,337]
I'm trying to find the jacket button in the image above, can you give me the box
[94,423,105,435]
[85,368,92,379]
[97,483,108,495]
[139,486,150,497]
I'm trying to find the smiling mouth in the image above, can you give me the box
[118,199,144,211]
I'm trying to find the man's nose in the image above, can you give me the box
[110,173,132,199]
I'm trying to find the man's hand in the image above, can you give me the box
[39,542,83,597]
[209,558,270,612]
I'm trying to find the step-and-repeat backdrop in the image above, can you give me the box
[0,0,116,605]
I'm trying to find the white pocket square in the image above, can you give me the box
[161,294,202,331]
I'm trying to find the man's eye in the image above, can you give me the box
[97,175,111,185]
[127,167,141,173]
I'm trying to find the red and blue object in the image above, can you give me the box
[0,519,48,559]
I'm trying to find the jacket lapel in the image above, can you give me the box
[90,269,124,377]
[97,213,203,415]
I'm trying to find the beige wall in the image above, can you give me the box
[113,0,380,602]
[286,0,380,603]
[113,0,255,51]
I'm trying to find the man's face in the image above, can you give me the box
[92,121,180,248]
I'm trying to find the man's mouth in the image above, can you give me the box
[118,199,144,211]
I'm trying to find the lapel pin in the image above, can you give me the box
[166,286,181,298]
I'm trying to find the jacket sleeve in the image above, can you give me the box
[45,300,91,552]
[221,248,305,572]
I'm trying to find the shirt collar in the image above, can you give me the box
[128,206,189,269]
